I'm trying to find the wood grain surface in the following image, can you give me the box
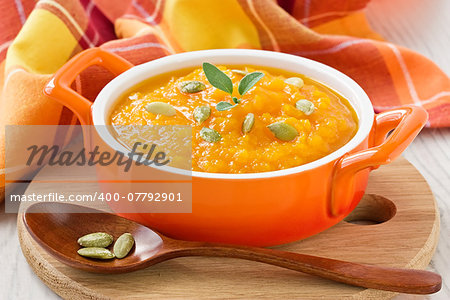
[16,157,440,299]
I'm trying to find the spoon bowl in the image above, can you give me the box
[24,203,164,273]
[23,203,442,294]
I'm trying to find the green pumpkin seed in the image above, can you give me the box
[193,105,211,124]
[113,233,135,259]
[200,127,221,143]
[145,102,177,116]
[267,122,298,142]
[231,69,249,76]
[77,247,115,260]
[284,77,304,88]
[242,113,255,134]
[77,232,113,248]
[179,80,206,93]
[296,99,315,115]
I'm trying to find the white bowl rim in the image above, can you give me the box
[92,49,374,179]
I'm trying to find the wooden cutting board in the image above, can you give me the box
[17,157,440,299]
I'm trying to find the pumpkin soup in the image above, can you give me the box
[110,65,358,173]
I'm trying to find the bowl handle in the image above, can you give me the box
[329,105,428,217]
[44,48,134,125]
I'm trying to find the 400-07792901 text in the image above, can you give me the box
[9,192,184,203]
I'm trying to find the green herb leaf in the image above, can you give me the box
[216,101,236,111]
[202,63,233,95]
[232,97,240,104]
[238,72,264,96]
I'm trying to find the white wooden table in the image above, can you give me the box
[1,0,449,299]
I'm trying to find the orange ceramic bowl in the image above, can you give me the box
[44,48,427,246]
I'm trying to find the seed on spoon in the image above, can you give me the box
[114,233,135,259]
[77,232,113,248]
[77,247,115,260]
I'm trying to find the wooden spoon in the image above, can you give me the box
[23,202,441,295]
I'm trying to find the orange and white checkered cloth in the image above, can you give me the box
[1,0,450,191]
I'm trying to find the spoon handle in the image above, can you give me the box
[163,241,441,294]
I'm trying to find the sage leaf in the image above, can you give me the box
[238,72,264,96]
[202,62,233,94]
[216,101,236,111]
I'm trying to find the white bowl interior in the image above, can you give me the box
[92,49,374,179]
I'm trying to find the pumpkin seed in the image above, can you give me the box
[145,102,176,116]
[77,232,113,248]
[200,127,221,143]
[193,105,211,124]
[77,247,115,260]
[242,113,255,134]
[267,122,298,142]
[295,99,315,115]
[179,80,206,93]
[113,233,135,259]
[284,77,304,88]
[231,69,249,76]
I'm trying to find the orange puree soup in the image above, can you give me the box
[110,66,358,173]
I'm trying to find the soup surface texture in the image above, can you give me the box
[111,66,358,173]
